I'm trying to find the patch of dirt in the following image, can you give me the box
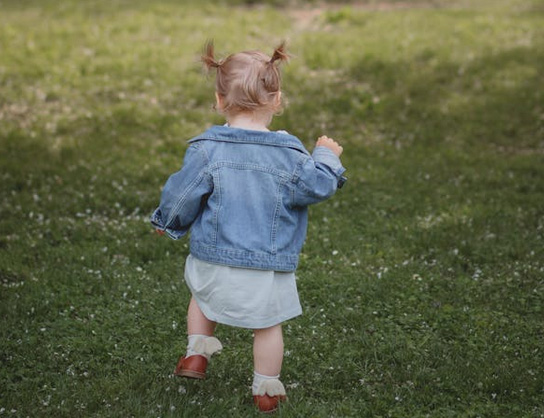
[289,1,442,30]
[348,1,441,11]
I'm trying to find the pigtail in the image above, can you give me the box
[260,41,289,93]
[261,41,288,93]
[269,41,289,65]
[201,40,221,71]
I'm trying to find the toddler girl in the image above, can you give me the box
[151,41,346,413]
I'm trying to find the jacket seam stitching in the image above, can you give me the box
[209,161,291,179]
[270,178,286,254]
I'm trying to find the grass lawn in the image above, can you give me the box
[1,0,543,416]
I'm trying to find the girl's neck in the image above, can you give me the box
[226,111,273,132]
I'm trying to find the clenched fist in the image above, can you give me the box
[316,135,343,157]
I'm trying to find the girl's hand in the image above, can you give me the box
[316,135,343,157]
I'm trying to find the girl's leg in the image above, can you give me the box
[252,324,286,412]
[253,324,283,376]
[175,297,220,379]
[187,297,216,336]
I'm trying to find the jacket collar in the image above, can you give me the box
[188,125,309,155]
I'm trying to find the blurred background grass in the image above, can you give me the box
[1,0,543,416]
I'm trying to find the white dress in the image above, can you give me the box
[184,254,302,329]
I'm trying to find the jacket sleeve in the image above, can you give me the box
[150,144,212,240]
[291,146,347,207]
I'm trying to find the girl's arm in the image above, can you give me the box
[291,136,346,207]
[150,144,212,239]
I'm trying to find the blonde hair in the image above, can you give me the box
[202,41,289,116]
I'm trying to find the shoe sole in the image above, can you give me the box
[260,407,278,414]
[175,369,206,379]
[254,395,287,414]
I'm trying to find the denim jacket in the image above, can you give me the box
[150,125,346,272]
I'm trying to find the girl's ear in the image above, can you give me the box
[215,92,224,111]
[274,91,282,109]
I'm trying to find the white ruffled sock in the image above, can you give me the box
[186,334,222,360]
[252,372,286,396]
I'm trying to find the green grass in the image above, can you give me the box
[1,0,543,416]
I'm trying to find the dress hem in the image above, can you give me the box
[190,292,302,329]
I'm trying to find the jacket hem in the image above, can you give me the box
[190,242,298,272]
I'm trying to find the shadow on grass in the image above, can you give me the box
[301,44,544,151]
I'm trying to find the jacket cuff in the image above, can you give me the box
[312,146,347,179]
[150,208,185,240]
[150,208,164,229]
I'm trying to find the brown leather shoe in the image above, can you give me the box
[173,355,207,379]
[253,394,287,413]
